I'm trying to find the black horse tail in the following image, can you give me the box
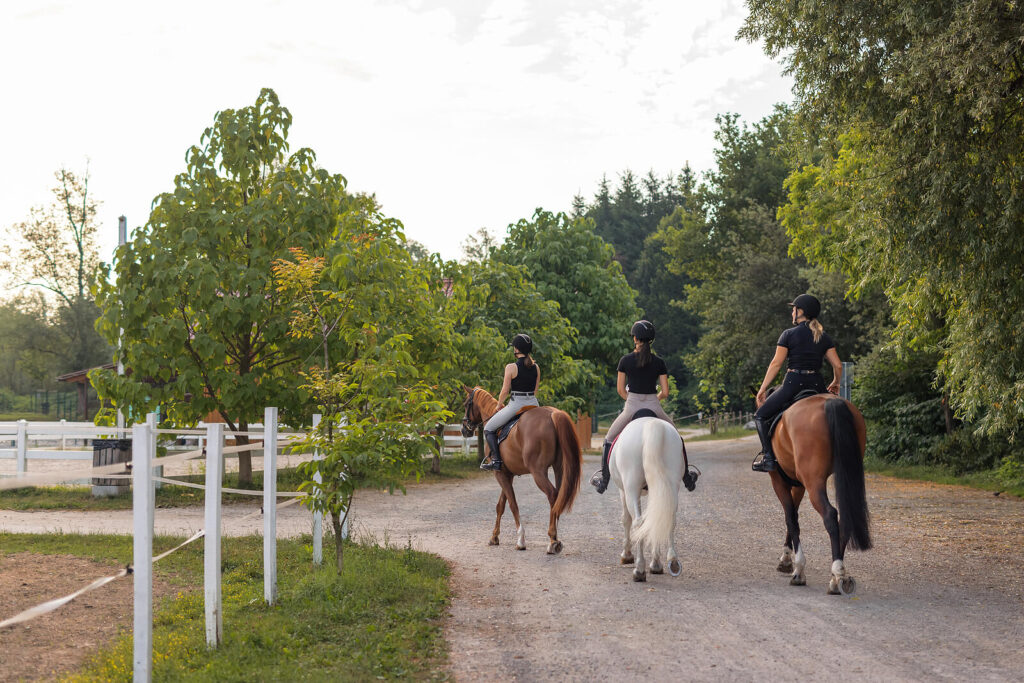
[826,398,872,551]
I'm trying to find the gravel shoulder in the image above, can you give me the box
[3,435,1023,681]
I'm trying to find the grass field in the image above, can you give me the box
[0,454,488,512]
[864,458,1024,500]
[1,532,451,681]
[685,425,754,442]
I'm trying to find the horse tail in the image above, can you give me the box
[551,410,582,516]
[632,420,682,558]
[826,398,872,551]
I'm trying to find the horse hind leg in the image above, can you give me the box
[529,469,562,555]
[778,486,804,573]
[808,486,854,595]
[619,493,635,565]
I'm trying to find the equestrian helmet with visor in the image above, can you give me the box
[789,294,821,319]
[512,333,533,355]
[631,320,656,342]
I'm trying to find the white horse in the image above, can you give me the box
[609,417,684,582]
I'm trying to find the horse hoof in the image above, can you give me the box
[633,570,647,582]
[650,565,664,575]
[790,575,806,586]
[840,576,856,596]
[668,559,682,577]
[620,555,635,565]
[827,579,841,595]
[777,560,793,573]
[488,538,500,546]
[516,544,526,551]
[547,541,563,555]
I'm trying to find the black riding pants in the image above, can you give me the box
[755,371,827,422]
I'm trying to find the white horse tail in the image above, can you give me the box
[632,420,682,558]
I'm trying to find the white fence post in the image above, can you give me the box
[263,406,278,605]
[60,418,67,450]
[147,412,162,490]
[204,423,223,648]
[312,413,322,566]
[132,422,153,683]
[15,419,27,475]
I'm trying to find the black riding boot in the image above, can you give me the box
[589,442,612,493]
[681,436,698,491]
[751,417,777,472]
[480,430,502,471]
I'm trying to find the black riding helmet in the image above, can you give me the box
[789,294,821,319]
[630,320,655,342]
[512,333,533,354]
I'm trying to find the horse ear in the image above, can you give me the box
[463,384,472,395]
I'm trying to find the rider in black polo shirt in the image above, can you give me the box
[751,294,844,472]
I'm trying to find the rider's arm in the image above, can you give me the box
[616,371,628,400]
[756,346,788,407]
[825,347,842,394]
[534,364,540,392]
[657,374,669,401]
[497,363,516,404]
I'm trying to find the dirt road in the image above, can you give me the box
[3,435,1023,681]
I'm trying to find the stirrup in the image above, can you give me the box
[590,469,609,494]
[480,458,502,471]
[682,465,701,492]
[751,452,777,472]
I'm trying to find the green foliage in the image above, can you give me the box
[0,534,450,681]
[275,226,452,571]
[852,345,946,464]
[494,209,640,404]
[92,89,353,481]
[743,0,1024,432]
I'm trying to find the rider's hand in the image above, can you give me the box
[828,381,840,395]
[755,389,767,407]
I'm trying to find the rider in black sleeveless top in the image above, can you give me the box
[480,334,541,471]
[751,294,844,472]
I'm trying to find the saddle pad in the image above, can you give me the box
[495,406,538,446]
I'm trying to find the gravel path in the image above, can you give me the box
[3,436,1023,681]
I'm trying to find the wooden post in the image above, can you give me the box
[312,413,322,566]
[263,407,278,605]
[432,423,442,474]
[132,422,153,682]
[204,423,223,647]
[15,420,26,475]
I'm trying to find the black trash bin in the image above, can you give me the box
[92,438,132,497]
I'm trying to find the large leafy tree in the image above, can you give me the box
[2,168,111,380]
[93,88,351,483]
[742,0,1024,432]
[494,209,639,406]
[274,210,450,572]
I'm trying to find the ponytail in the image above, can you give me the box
[809,319,824,344]
[636,340,652,368]
[522,354,534,368]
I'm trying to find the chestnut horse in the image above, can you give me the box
[769,394,872,594]
[461,386,582,554]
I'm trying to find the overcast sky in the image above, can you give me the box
[0,0,790,266]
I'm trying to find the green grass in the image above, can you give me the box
[0,455,488,511]
[864,458,1024,499]
[686,425,755,442]
[0,531,451,681]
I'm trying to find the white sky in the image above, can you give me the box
[0,0,790,266]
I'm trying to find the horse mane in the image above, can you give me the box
[472,386,501,421]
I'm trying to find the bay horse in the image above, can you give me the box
[461,386,582,554]
[610,417,683,582]
[767,393,872,594]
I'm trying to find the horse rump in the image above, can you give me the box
[631,420,683,559]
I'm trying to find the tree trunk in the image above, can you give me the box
[942,391,954,435]
[330,509,345,573]
[432,423,443,474]
[237,419,252,486]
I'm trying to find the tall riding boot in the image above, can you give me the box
[480,430,502,471]
[751,417,777,472]
[589,442,613,493]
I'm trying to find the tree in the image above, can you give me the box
[274,218,450,572]
[2,168,111,378]
[494,209,639,406]
[93,88,352,483]
[742,0,1024,432]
